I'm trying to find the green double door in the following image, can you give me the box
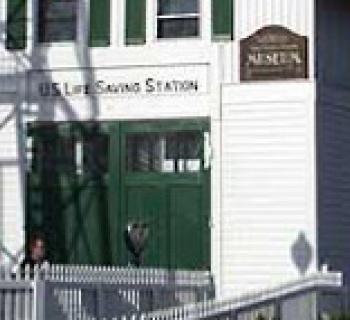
[26,119,210,270]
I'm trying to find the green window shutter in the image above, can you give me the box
[6,0,27,50]
[125,0,146,45]
[212,0,234,41]
[89,0,111,47]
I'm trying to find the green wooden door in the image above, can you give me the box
[26,122,111,264]
[118,120,211,270]
[169,186,207,269]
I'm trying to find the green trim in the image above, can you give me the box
[125,0,146,45]
[120,119,209,133]
[107,122,122,265]
[212,0,234,41]
[89,0,111,47]
[6,0,27,50]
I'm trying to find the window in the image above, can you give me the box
[127,131,202,173]
[157,0,200,39]
[38,0,78,43]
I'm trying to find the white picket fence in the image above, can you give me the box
[0,264,214,320]
[35,264,213,286]
[0,265,34,320]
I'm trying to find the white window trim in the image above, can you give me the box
[112,0,121,47]
[157,13,200,20]
[155,0,202,41]
[35,0,87,47]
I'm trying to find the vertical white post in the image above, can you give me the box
[75,140,83,175]
[26,136,33,172]
[146,0,153,44]
[27,0,35,53]
[203,132,212,170]
[33,280,45,320]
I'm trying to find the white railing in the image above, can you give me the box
[142,272,343,320]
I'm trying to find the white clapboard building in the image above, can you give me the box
[0,0,349,299]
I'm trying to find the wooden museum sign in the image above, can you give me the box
[240,25,308,81]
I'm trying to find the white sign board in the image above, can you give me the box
[28,64,209,100]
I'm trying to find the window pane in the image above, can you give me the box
[166,132,201,159]
[157,18,199,38]
[127,134,161,172]
[158,0,198,15]
[45,1,76,19]
[39,0,77,42]
[40,21,77,42]
[127,131,201,173]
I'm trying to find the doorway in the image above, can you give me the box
[26,119,210,270]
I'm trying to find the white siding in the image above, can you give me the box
[236,0,313,39]
[0,103,24,264]
[220,81,316,297]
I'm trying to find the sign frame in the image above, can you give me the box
[240,25,309,81]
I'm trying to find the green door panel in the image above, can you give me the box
[121,185,168,267]
[47,184,77,264]
[169,186,206,269]
[31,182,109,265]
[63,185,109,264]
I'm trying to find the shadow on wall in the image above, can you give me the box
[291,231,313,275]
[0,0,103,265]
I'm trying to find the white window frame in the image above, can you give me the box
[155,0,202,40]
